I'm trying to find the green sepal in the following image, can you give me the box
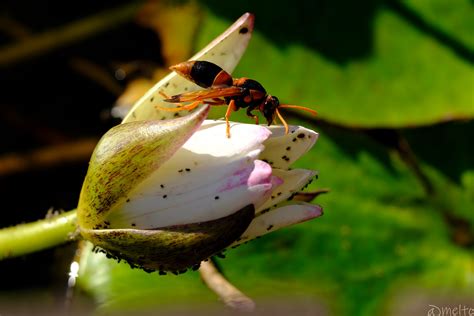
[80,205,255,273]
[77,105,210,229]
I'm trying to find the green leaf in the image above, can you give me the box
[402,121,474,226]
[196,2,473,127]
[401,0,474,48]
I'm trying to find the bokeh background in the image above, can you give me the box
[0,0,472,315]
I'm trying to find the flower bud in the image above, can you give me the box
[77,105,322,274]
[77,106,266,273]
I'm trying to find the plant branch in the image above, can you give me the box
[0,3,139,67]
[0,137,97,176]
[69,57,124,96]
[199,260,255,312]
[0,209,78,260]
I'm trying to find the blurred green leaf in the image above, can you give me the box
[402,121,474,227]
[197,2,473,127]
[402,0,474,48]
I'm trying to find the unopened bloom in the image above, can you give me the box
[77,105,321,273]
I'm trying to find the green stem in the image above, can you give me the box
[0,209,79,260]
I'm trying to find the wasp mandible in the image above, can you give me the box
[157,60,317,138]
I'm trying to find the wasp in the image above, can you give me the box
[157,60,317,138]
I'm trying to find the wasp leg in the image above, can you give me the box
[155,100,202,112]
[203,98,226,105]
[159,90,170,99]
[182,100,202,111]
[246,108,259,125]
[275,108,289,134]
[225,100,237,138]
[205,99,226,105]
[155,104,184,112]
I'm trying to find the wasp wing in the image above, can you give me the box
[164,86,243,103]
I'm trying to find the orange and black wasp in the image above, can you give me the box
[157,60,317,137]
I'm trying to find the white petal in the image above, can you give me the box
[232,202,323,246]
[259,126,318,169]
[132,121,270,198]
[107,159,276,228]
[106,123,273,228]
[122,13,254,123]
[257,169,317,213]
[133,122,270,194]
[184,120,271,158]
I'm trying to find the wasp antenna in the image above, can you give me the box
[279,104,318,116]
[275,108,289,134]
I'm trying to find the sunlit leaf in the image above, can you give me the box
[197,3,473,127]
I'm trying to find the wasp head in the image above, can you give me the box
[261,95,279,126]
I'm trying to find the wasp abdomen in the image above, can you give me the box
[191,61,233,88]
[171,61,232,89]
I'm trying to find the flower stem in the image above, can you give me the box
[199,260,255,312]
[0,210,78,260]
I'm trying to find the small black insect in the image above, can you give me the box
[157,60,317,137]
